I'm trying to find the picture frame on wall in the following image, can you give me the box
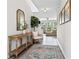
[59,12,62,24]
[61,9,65,24]
[64,0,71,23]
[59,0,71,25]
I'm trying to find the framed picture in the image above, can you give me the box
[61,9,65,24]
[59,12,62,24]
[16,9,26,31]
[64,0,71,22]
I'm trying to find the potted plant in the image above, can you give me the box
[31,16,40,31]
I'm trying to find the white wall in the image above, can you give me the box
[7,0,32,36]
[57,0,71,59]
[57,21,71,59]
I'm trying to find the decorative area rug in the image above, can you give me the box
[18,44,65,59]
[29,46,64,59]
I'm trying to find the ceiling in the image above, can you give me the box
[31,0,67,18]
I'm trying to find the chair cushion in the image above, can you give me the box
[32,31,43,40]
[33,36,42,39]
[32,31,38,37]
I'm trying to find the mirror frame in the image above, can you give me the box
[16,9,26,31]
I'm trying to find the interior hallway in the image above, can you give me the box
[8,0,71,59]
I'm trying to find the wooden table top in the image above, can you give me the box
[8,32,32,40]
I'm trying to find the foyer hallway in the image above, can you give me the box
[8,0,71,59]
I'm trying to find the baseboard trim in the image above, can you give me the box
[56,39,66,59]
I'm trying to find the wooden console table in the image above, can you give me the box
[8,32,33,58]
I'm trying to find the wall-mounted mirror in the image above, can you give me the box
[16,9,26,31]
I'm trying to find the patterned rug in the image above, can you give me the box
[29,46,64,59]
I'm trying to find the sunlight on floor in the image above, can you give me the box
[42,35,58,46]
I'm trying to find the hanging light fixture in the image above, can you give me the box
[41,8,50,12]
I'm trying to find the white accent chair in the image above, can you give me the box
[32,31,43,43]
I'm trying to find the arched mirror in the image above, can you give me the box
[16,9,26,31]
